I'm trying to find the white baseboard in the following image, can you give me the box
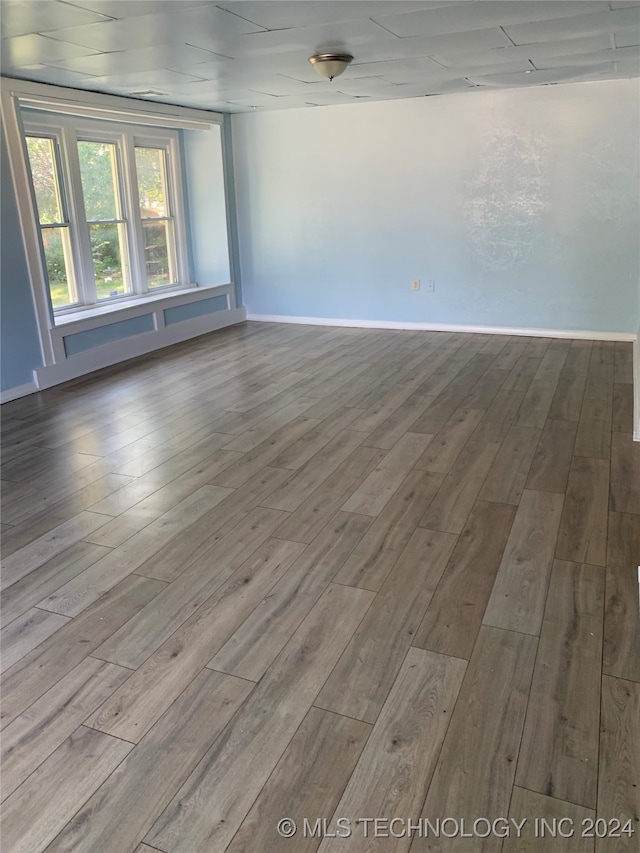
[5,310,639,442]
[246,313,637,342]
[248,312,640,441]
[35,307,247,390]
[0,307,246,402]
[0,381,39,403]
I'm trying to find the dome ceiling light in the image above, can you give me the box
[308,53,353,81]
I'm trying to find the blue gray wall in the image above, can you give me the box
[232,78,640,334]
[1,123,43,391]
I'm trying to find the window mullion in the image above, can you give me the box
[60,125,97,305]
[121,132,147,295]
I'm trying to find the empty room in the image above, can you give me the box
[1,1,639,851]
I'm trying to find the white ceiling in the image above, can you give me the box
[1,0,639,112]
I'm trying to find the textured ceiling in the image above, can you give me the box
[1,0,639,112]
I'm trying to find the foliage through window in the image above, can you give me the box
[23,116,187,313]
[25,136,77,309]
[135,146,177,289]
[78,140,131,301]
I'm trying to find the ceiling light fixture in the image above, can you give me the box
[308,53,353,81]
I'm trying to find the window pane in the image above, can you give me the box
[25,137,63,225]
[41,227,76,308]
[77,141,119,221]
[89,223,132,300]
[135,147,168,218]
[142,221,175,288]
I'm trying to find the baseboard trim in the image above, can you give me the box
[246,314,637,342]
[5,312,639,441]
[34,307,247,391]
[0,381,39,403]
[249,312,640,441]
[0,308,246,402]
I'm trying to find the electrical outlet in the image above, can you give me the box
[411,279,420,291]
[426,280,436,293]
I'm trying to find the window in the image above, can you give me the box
[135,146,177,289]
[23,114,189,314]
[24,136,77,309]
[77,140,131,301]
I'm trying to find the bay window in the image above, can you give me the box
[22,113,188,314]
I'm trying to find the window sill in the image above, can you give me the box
[53,284,228,328]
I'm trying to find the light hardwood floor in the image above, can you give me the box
[1,321,638,853]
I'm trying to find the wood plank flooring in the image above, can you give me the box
[1,321,638,853]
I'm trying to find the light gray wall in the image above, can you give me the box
[232,78,640,334]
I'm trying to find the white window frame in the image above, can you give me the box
[1,78,233,375]
[131,132,186,295]
[22,112,190,315]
